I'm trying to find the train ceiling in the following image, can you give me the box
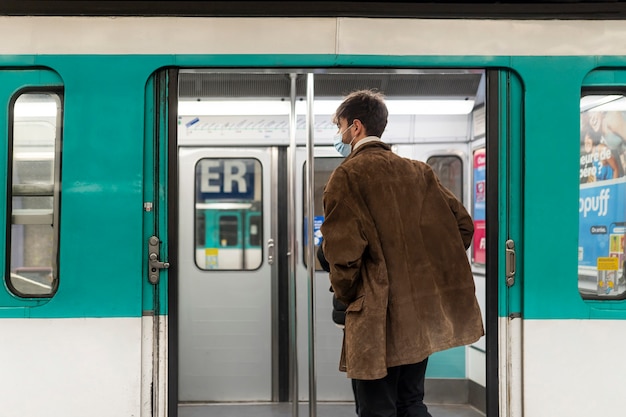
[2,1,626,19]
[178,71,484,102]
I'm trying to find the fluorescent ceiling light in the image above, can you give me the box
[14,102,57,118]
[179,99,475,116]
[13,151,55,161]
[386,100,474,115]
[179,101,290,116]
[581,95,626,112]
[298,99,474,115]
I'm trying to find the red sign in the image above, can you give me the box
[473,220,486,264]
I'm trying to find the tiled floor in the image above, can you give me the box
[179,402,485,417]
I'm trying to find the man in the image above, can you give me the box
[321,90,484,417]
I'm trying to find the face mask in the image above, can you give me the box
[333,124,354,157]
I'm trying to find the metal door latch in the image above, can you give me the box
[505,239,516,287]
[148,235,170,284]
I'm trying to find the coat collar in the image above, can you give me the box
[346,139,391,161]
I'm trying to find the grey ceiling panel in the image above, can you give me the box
[179,71,483,100]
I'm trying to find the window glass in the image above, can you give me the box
[303,157,342,270]
[194,158,262,270]
[428,153,485,266]
[248,215,261,247]
[579,94,626,299]
[427,155,463,201]
[8,92,61,297]
[219,215,239,246]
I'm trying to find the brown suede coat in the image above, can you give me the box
[321,140,484,380]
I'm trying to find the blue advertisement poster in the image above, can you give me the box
[304,216,325,246]
[472,149,486,264]
[579,179,626,267]
[579,105,626,297]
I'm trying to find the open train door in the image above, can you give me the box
[174,71,285,413]
[486,69,524,417]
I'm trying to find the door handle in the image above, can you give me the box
[267,239,275,265]
[505,239,516,287]
[148,236,170,284]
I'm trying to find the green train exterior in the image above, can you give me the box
[0,15,626,417]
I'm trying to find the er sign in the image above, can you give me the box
[196,159,256,201]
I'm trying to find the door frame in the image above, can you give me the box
[485,69,524,417]
[165,68,505,416]
[165,67,180,417]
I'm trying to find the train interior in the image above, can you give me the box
[174,70,487,417]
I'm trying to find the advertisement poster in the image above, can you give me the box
[473,148,486,265]
[579,103,626,298]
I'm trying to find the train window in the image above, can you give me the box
[578,94,626,299]
[303,157,343,270]
[248,215,261,247]
[219,215,239,246]
[7,92,62,297]
[195,211,206,247]
[427,155,463,201]
[194,158,263,270]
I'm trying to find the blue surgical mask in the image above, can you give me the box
[333,124,354,157]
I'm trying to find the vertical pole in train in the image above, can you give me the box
[287,73,299,417]
[305,73,318,417]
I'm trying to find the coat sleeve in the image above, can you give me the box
[321,168,368,304]
[435,176,474,250]
[316,245,331,273]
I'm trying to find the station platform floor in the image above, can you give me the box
[179,402,485,417]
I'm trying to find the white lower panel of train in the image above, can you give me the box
[498,318,626,417]
[0,316,167,417]
[521,319,626,417]
[2,317,626,416]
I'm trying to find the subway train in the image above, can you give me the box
[1,6,626,417]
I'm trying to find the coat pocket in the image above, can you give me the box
[346,295,364,313]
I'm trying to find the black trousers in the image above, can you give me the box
[353,358,431,417]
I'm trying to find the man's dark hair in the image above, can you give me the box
[332,89,388,137]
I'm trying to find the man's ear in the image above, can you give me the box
[352,119,365,137]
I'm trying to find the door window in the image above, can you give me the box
[194,157,263,270]
[427,155,463,201]
[303,157,342,270]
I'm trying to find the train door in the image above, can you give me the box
[489,69,523,417]
[178,146,276,401]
